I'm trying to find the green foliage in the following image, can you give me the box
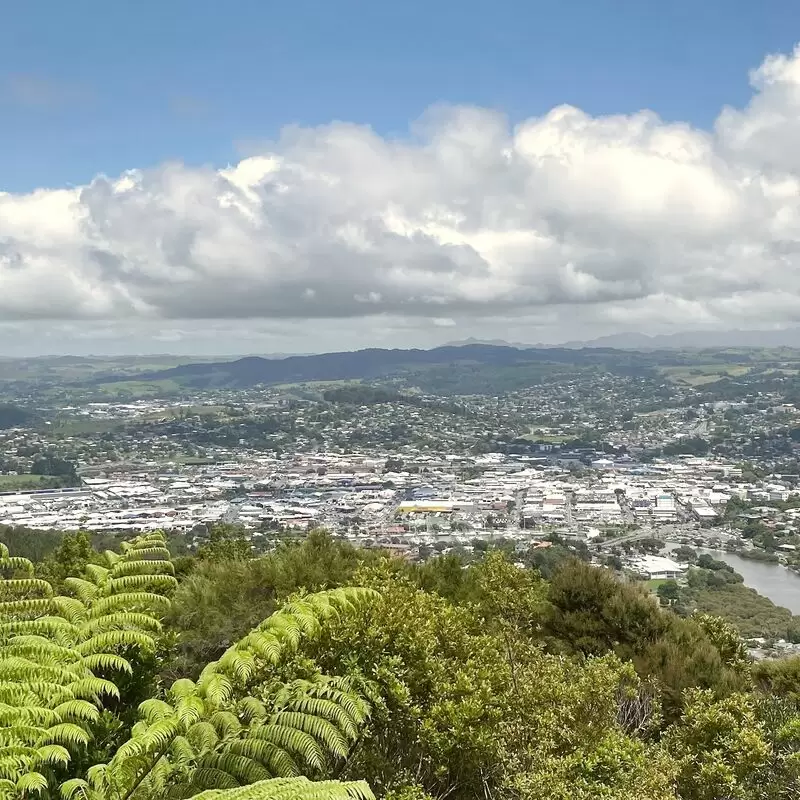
[37,531,99,595]
[5,528,800,800]
[503,661,676,799]
[681,569,800,641]
[753,656,800,702]
[663,690,772,800]
[186,776,374,799]
[83,588,378,800]
[0,405,35,430]
[30,456,78,482]
[543,560,670,658]
[672,546,697,564]
[165,532,373,681]
[657,580,681,603]
[310,565,513,798]
[0,531,175,797]
[196,524,253,563]
[661,436,711,456]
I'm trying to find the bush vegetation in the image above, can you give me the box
[1,527,799,799]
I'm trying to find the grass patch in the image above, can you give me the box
[660,364,751,386]
[522,430,571,443]
[0,474,54,491]
[93,379,183,398]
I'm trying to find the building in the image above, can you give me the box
[630,555,686,580]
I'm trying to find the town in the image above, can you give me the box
[4,349,800,665]
[1,362,800,563]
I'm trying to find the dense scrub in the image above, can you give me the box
[1,528,800,799]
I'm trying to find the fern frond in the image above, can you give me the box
[63,578,99,605]
[0,579,53,598]
[88,592,171,618]
[227,739,299,778]
[109,574,178,594]
[112,560,176,578]
[187,776,375,800]
[40,723,91,748]
[247,725,324,773]
[269,713,348,760]
[53,700,101,724]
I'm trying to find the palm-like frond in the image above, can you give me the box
[92,589,378,800]
[1,531,378,800]
[0,531,175,797]
[187,777,374,800]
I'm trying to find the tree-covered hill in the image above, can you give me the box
[0,404,35,430]
[98,344,696,392]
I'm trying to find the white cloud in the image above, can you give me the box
[6,45,800,352]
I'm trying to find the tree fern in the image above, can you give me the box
[91,590,378,800]
[0,532,176,797]
[0,535,379,800]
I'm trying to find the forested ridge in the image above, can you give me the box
[1,527,800,800]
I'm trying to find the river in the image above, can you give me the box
[693,548,800,614]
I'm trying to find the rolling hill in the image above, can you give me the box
[98,344,696,391]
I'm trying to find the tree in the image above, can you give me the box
[196,523,253,562]
[37,530,98,593]
[673,546,698,564]
[500,655,676,800]
[0,524,63,563]
[543,560,669,658]
[30,455,78,480]
[310,565,515,798]
[656,580,680,604]
[663,690,772,800]
[165,531,372,680]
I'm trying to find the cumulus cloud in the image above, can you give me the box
[6,45,800,349]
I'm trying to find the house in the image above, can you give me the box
[630,555,686,580]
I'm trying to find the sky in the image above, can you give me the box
[4,1,800,355]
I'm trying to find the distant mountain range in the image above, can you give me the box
[448,328,800,350]
[565,328,800,349]
[112,343,686,391]
[87,329,800,393]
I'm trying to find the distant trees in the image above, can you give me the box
[0,403,34,429]
[30,454,79,482]
[323,385,404,405]
[196,522,253,562]
[657,580,681,604]
[163,529,372,680]
[673,546,698,563]
[662,437,711,456]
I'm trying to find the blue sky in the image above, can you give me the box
[3,0,800,193]
[4,1,800,355]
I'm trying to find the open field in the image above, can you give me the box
[659,364,752,385]
[92,379,184,397]
[522,430,571,443]
[0,474,54,491]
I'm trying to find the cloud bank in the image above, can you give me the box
[5,45,800,351]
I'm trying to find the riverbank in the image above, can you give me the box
[664,542,800,615]
[656,544,800,648]
[694,548,800,615]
